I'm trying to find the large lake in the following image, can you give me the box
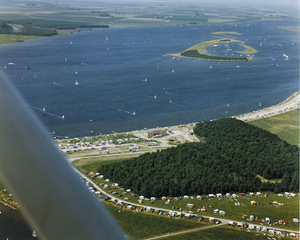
[0,20,299,139]
[0,20,299,239]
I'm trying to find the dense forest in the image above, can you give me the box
[181,50,249,61]
[98,118,299,197]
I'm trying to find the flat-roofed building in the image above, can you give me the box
[143,128,167,138]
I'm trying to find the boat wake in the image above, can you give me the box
[118,109,135,115]
[30,106,64,119]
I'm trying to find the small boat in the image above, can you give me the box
[172,70,174,73]
[75,81,79,86]
[75,71,78,75]
[132,112,136,116]
[210,66,212,69]
[70,41,72,45]
[154,96,157,99]
[169,100,172,103]
[259,103,261,106]
[236,66,240,68]
[65,58,67,62]
[32,230,38,237]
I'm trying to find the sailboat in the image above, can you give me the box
[32,230,38,237]
[75,81,79,86]
[132,111,136,116]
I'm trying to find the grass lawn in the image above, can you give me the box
[72,157,134,173]
[249,109,299,146]
[103,202,207,240]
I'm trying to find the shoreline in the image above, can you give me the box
[49,91,300,141]
[234,91,300,122]
[64,91,300,140]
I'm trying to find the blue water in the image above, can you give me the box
[0,20,299,138]
[0,206,38,240]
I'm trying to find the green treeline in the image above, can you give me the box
[54,25,109,29]
[98,118,299,197]
[0,21,109,36]
[181,50,249,61]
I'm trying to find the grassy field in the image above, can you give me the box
[168,226,270,240]
[0,34,41,45]
[73,157,134,173]
[249,109,299,146]
[103,202,208,240]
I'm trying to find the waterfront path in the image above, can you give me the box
[235,92,300,122]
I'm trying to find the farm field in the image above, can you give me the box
[0,1,298,46]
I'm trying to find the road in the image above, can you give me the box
[144,223,227,240]
[75,168,300,236]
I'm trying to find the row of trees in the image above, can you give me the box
[181,50,249,61]
[98,118,299,197]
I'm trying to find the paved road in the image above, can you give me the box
[75,169,300,235]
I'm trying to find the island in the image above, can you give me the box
[169,31,257,61]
